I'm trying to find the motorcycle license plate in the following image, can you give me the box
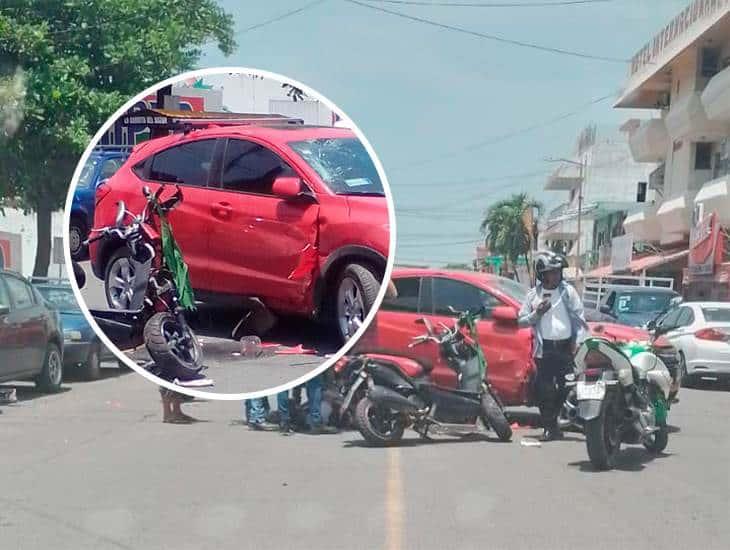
[576,380,605,400]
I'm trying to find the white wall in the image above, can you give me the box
[0,208,66,277]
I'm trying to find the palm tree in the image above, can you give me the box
[480,193,542,279]
[281,83,305,102]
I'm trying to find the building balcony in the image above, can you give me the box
[628,119,670,162]
[695,174,730,225]
[665,91,729,141]
[542,217,579,241]
[656,192,695,239]
[701,65,730,122]
[545,161,582,191]
[624,203,661,243]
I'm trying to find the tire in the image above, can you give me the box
[104,248,134,309]
[585,406,621,471]
[69,217,88,261]
[35,343,63,393]
[480,392,512,441]
[354,396,405,446]
[143,312,202,377]
[334,263,380,343]
[81,344,101,381]
[643,425,669,454]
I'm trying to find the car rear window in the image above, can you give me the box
[702,307,730,323]
[616,292,674,314]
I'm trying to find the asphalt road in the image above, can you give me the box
[75,261,338,394]
[1,372,728,550]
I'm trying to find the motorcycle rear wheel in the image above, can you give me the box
[480,392,512,442]
[585,407,621,471]
[144,312,203,378]
[355,396,405,446]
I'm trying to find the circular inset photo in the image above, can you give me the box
[64,67,394,400]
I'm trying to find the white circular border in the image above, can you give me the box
[63,66,397,401]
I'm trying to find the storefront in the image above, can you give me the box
[683,210,729,300]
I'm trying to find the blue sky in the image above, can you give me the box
[200,0,690,266]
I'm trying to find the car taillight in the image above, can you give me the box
[695,328,728,341]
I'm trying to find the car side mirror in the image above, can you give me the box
[599,304,612,315]
[0,305,9,316]
[492,306,518,324]
[272,176,304,199]
[646,319,657,331]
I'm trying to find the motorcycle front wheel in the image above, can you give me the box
[144,312,203,378]
[480,392,512,442]
[354,396,406,446]
[585,400,621,471]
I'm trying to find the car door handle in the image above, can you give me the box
[211,202,232,219]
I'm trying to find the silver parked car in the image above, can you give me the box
[654,302,730,386]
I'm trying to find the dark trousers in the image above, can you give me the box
[536,340,574,431]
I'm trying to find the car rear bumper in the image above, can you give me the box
[687,344,730,377]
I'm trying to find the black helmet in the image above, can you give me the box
[534,251,568,281]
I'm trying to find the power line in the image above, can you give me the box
[367,0,613,7]
[392,92,616,171]
[346,0,628,63]
[392,169,550,187]
[238,0,328,34]
[399,238,483,247]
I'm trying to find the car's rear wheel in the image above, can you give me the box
[81,344,101,381]
[679,352,693,388]
[69,217,88,261]
[35,343,63,393]
[334,263,380,342]
[105,248,135,309]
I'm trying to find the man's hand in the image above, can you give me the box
[536,298,552,316]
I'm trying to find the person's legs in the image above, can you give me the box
[305,376,322,428]
[537,351,563,440]
[277,391,294,434]
[247,398,273,428]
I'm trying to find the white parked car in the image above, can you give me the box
[654,302,730,386]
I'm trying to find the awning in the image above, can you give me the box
[628,249,689,273]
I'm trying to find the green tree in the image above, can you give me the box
[480,193,541,278]
[0,0,236,276]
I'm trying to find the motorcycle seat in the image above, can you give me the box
[362,352,434,373]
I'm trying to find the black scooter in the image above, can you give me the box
[339,309,512,445]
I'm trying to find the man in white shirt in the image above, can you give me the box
[519,251,588,441]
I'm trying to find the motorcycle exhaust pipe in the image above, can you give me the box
[368,386,422,413]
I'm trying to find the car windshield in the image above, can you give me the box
[702,306,730,323]
[288,138,383,196]
[491,276,529,304]
[37,286,80,312]
[616,292,674,314]
[76,156,101,188]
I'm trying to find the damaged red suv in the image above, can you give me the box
[89,125,390,341]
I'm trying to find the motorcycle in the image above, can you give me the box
[81,184,210,386]
[338,308,512,445]
[565,337,672,470]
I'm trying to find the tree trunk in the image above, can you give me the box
[33,202,52,277]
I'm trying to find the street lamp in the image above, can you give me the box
[544,156,586,280]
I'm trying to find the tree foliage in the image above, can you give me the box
[0,0,236,275]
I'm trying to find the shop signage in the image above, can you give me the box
[689,211,724,276]
[630,0,730,76]
[611,234,634,272]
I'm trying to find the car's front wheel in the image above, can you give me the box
[334,263,380,342]
[35,343,63,393]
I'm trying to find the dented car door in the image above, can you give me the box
[207,138,320,310]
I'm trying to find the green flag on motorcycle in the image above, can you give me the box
[158,213,196,311]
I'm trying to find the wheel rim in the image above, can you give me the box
[160,318,199,366]
[337,277,365,340]
[69,226,82,254]
[107,257,135,309]
[48,350,62,385]
[366,401,400,438]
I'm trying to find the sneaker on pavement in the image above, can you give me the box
[279,422,295,436]
[249,421,279,432]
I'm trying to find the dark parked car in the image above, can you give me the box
[0,270,64,392]
[599,287,681,328]
[31,278,115,380]
[69,146,130,260]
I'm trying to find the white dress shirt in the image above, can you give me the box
[537,288,572,341]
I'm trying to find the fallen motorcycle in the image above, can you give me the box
[338,308,512,445]
[565,337,672,470]
[81,184,210,387]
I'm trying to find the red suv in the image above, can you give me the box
[89,124,390,341]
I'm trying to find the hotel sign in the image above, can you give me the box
[630,0,730,76]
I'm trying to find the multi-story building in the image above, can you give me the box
[618,0,730,298]
[541,125,657,277]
